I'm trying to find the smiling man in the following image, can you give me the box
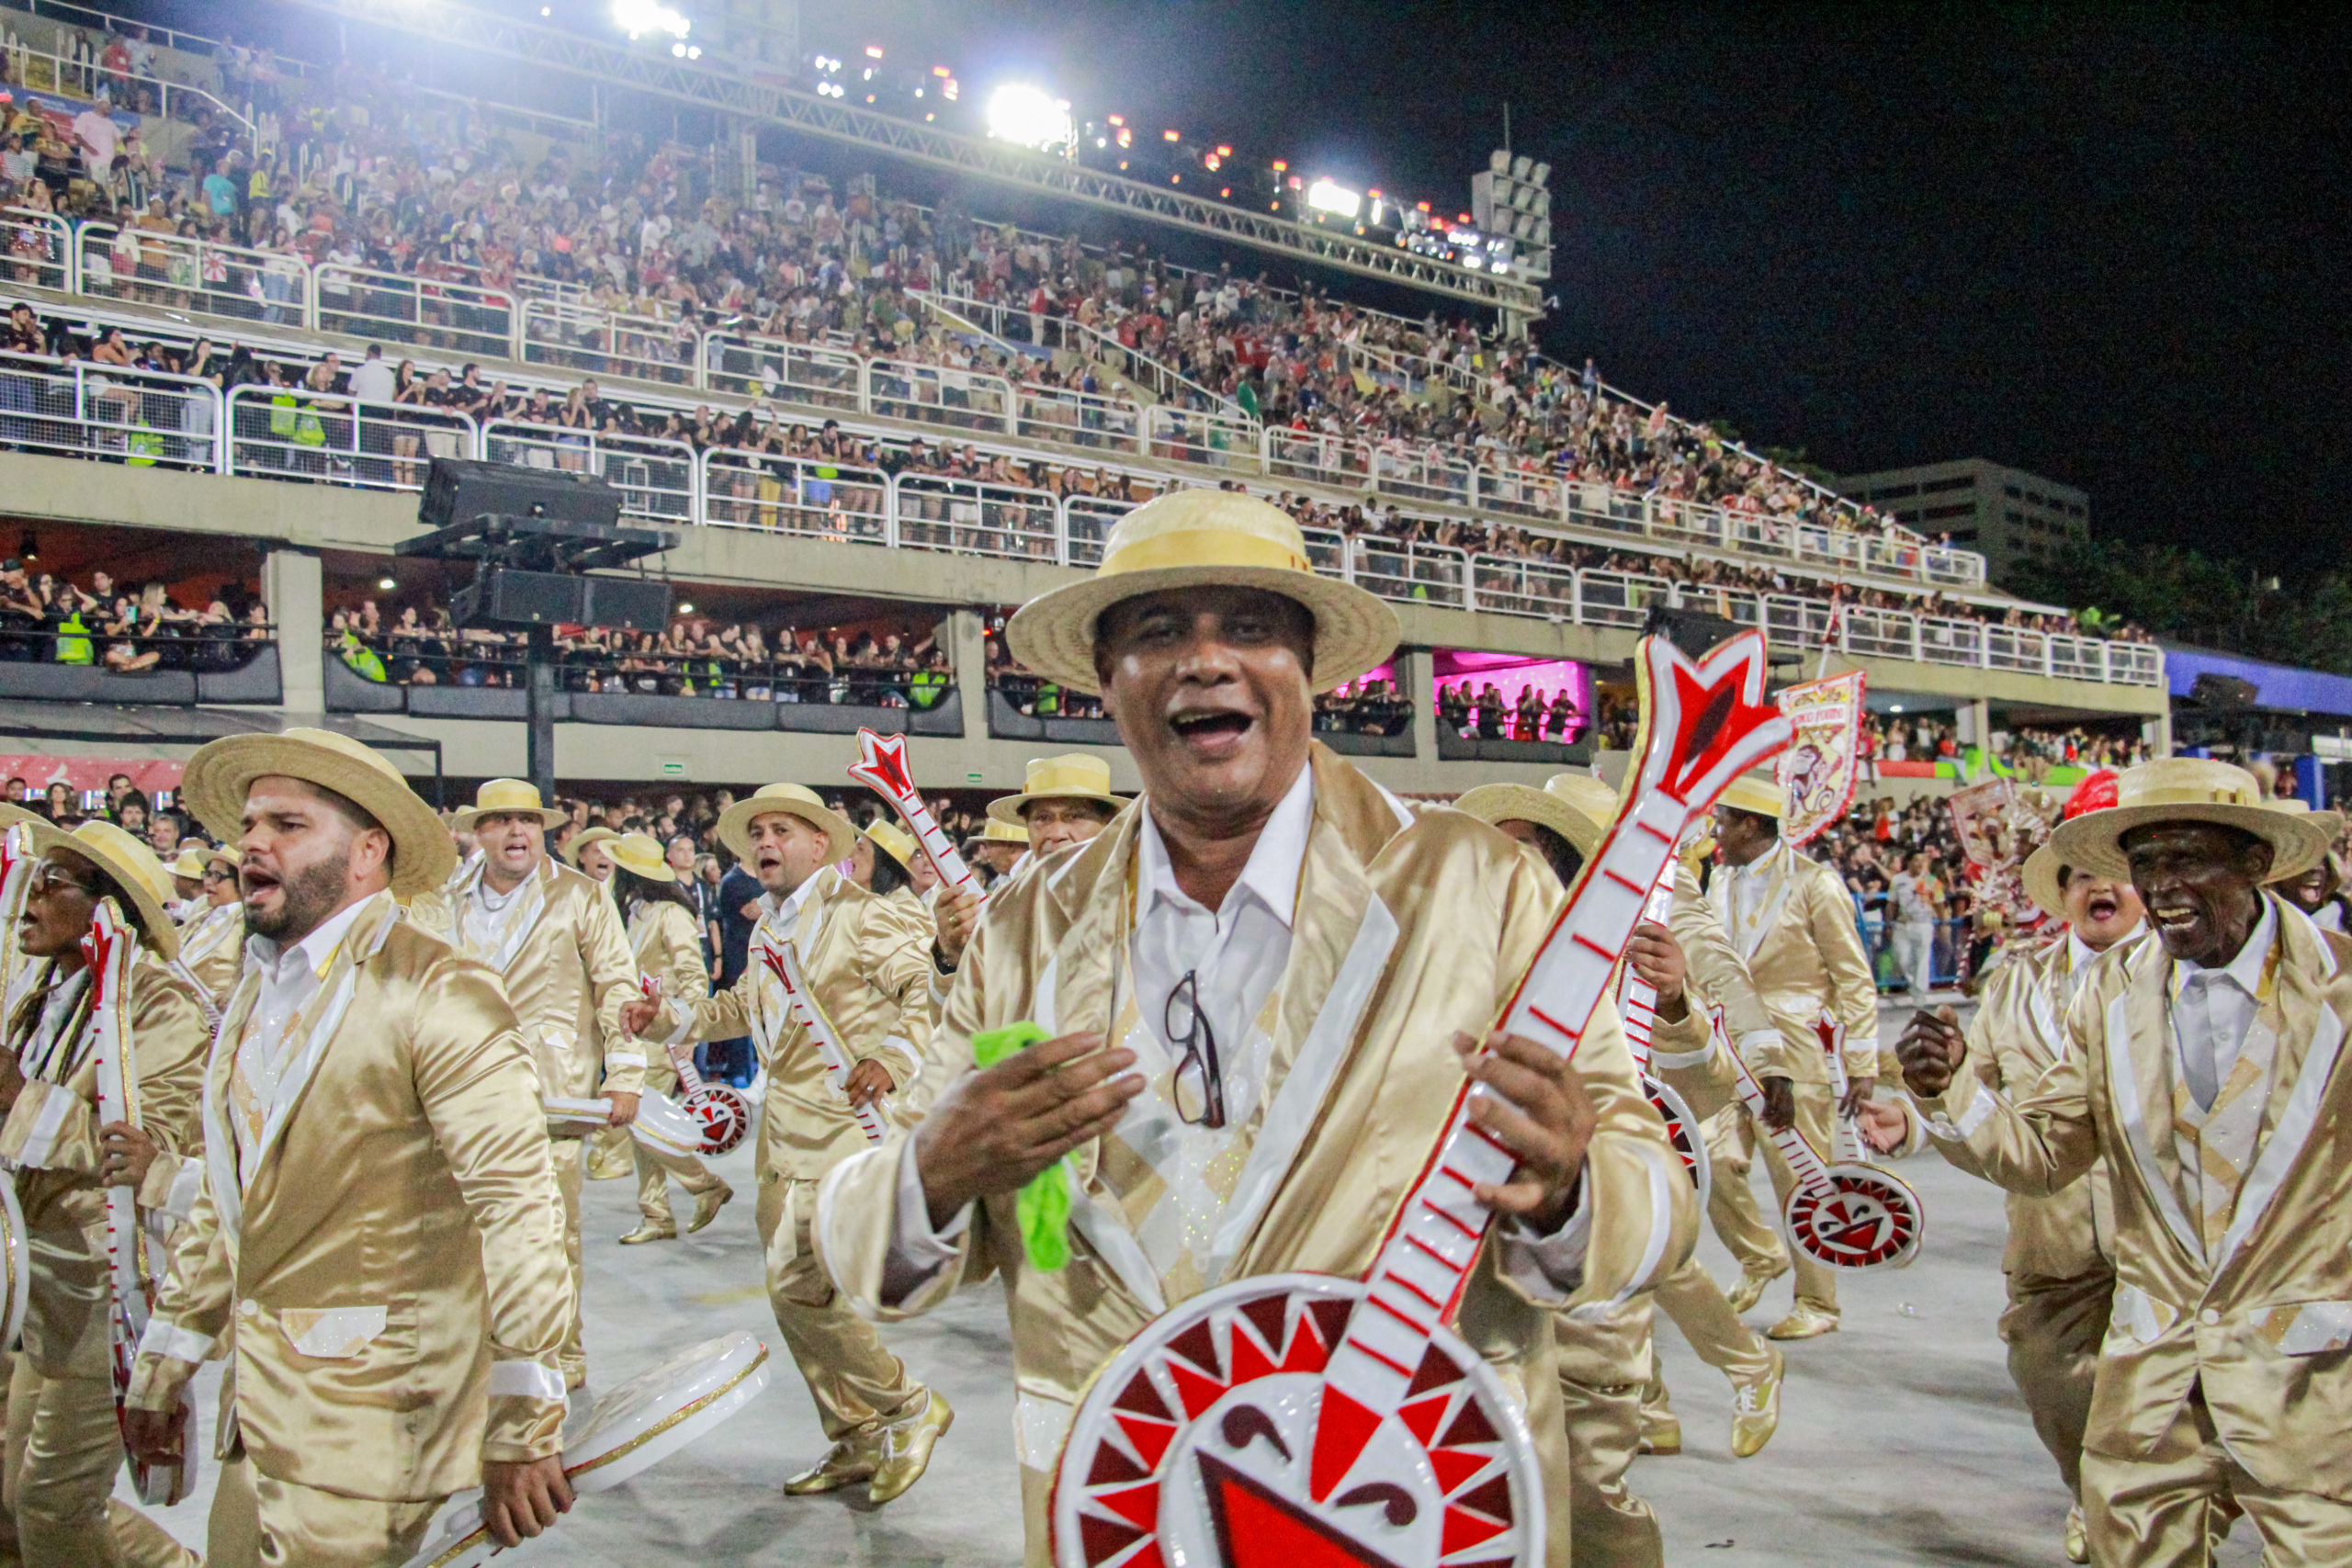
[811,491,1691,1566]
[1898,772,2143,1563]
[1898,758,2352,1566]
[427,778,640,1396]
[122,729,573,1565]
[619,782,949,1506]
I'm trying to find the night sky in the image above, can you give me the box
[143,2,2352,570]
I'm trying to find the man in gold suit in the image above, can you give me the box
[0,821,207,1568]
[933,756,1125,982]
[1703,773,1881,1339]
[123,729,575,1567]
[428,778,640,1393]
[620,783,950,1506]
[1458,773,1784,1565]
[1901,758,2352,1566]
[815,491,1695,1568]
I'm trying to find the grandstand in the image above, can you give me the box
[0,0,2166,798]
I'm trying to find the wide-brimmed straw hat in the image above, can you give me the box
[451,778,568,832]
[1453,772,1621,867]
[167,846,212,882]
[2023,770,2124,919]
[1005,490,1398,696]
[717,783,855,864]
[606,832,675,882]
[987,753,1126,827]
[976,818,1029,846]
[182,727,455,898]
[862,818,917,870]
[205,844,241,871]
[564,825,621,867]
[2047,758,2333,885]
[0,799,40,832]
[29,818,181,959]
[2261,798,2346,886]
[1714,772,1786,820]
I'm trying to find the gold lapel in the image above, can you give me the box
[2122,939,2193,1225]
[2256,897,2324,1144]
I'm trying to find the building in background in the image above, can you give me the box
[1835,458,2088,586]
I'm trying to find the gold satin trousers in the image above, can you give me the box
[757,1177,927,1443]
[2083,1391,2352,1567]
[0,1356,197,1568]
[2000,1267,2110,1501]
[1703,1090,1840,1316]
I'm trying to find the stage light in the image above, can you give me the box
[1307,179,1361,219]
[865,44,883,58]
[611,0,689,40]
[1162,129,1180,142]
[378,576,397,591]
[985,84,1073,152]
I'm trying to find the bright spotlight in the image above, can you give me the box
[612,0,689,40]
[1306,178,1362,220]
[985,84,1073,152]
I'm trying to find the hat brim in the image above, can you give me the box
[563,827,621,867]
[2047,803,2332,887]
[718,795,856,865]
[987,787,1126,828]
[608,851,677,882]
[0,801,41,830]
[1005,563,1399,697]
[1451,784,1607,869]
[2020,843,2069,921]
[452,805,569,831]
[181,734,457,898]
[28,822,179,960]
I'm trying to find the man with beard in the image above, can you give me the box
[1899,758,2352,1565]
[619,783,949,1506]
[122,729,574,1565]
[811,492,1690,1565]
[0,820,206,1567]
[425,778,639,1394]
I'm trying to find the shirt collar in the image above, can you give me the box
[2177,897,2278,994]
[764,869,822,923]
[1136,761,1316,931]
[2067,922,2143,976]
[248,894,371,983]
[1732,838,1788,882]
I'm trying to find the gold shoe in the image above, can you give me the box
[2064,1505,2088,1564]
[1729,1347,1783,1458]
[1766,1303,1839,1340]
[867,1391,955,1506]
[618,1222,676,1246]
[686,1180,734,1235]
[1726,1259,1791,1314]
[1638,1416,1682,1456]
[783,1435,878,1495]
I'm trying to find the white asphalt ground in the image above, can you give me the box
[128,998,2264,1565]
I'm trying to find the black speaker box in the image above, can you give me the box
[455,570,670,631]
[1641,604,1747,659]
[420,457,622,531]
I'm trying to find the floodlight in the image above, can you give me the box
[1512,154,1532,179]
[1489,149,1510,173]
[611,0,689,40]
[1531,162,1551,186]
[1307,179,1363,220]
[985,84,1074,152]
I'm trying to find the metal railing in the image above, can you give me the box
[701,331,861,412]
[891,473,1062,562]
[76,225,300,325]
[1013,381,1141,454]
[519,300,696,386]
[224,385,476,492]
[315,266,514,360]
[0,350,219,469]
[699,447,889,543]
[1148,402,1261,473]
[481,419,696,523]
[0,208,71,295]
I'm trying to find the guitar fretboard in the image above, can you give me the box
[759,935,888,1143]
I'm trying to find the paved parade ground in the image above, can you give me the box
[131,1003,2258,1566]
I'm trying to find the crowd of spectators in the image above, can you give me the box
[1437,680,1584,744]
[1860,715,2152,774]
[0,558,268,669]
[4,769,193,857]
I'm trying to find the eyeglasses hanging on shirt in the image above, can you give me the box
[1164,969,1227,1129]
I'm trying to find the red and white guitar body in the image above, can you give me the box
[637,976,751,1156]
[1052,632,1793,1568]
[1725,1044,1922,1273]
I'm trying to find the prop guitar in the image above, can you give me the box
[638,976,751,1156]
[1613,852,1712,1212]
[1724,1039,1920,1274]
[1814,1013,1869,1165]
[85,903,196,1506]
[754,932,888,1144]
[849,728,983,897]
[0,821,38,1020]
[400,1332,771,1568]
[1050,632,1792,1568]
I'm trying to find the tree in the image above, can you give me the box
[2011,539,2352,674]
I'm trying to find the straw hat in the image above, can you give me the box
[2047,758,2333,885]
[987,753,1126,827]
[28,819,181,959]
[2024,770,2125,919]
[0,798,42,832]
[181,727,455,898]
[564,825,621,867]
[1453,772,1621,866]
[167,846,213,882]
[606,832,675,883]
[717,783,855,864]
[2262,798,2346,885]
[205,844,241,871]
[1714,772,1786,820]
[1004,490,1398,696]
[978,818,1030,846]
[451,778,568,832]
[862,818,917,870]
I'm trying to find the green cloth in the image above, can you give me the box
[970,1021,1072,1270]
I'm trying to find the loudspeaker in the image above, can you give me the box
[420,457,622,531]
[582,575,670,630]
[2190,672,2259,710]
[454,570,670,631]
[1642,604,1746,659]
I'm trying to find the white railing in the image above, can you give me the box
[1347,537,1471,610]
[1373,442,1475,508]
[1148,403,1261,473]
[863,358,1013,436]
[892,473,1062,562]
[1013,381,1143,455]
[481,419,696,523]
[1265,425,1374,488]
[76,225,302,326]
[0,208,71,295]
[0,351,220,469]
[700,447,890,543]
[520,300,696,387]
[701,332,862,412]
[1063,496,1136,569]
[224,385,477,493]
[315,266,514,360]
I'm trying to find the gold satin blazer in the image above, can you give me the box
[816,745,1695,1567]
[1923,896,2352,1498]
[127,893,572,1502]
[1707,842,1880,1086]
[666,867,933,1181]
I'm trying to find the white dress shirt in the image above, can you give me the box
[1724,839,1788,940]
[2169,899,2275,1111]
[236,897,371,1156]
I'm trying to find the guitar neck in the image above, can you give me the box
[896,794,982,897]
[1727,1044,1837,1196]
[849,729,983,897]
[759,935,887,1144]
[1616,857,1680,1072]
[642,976,709,1095]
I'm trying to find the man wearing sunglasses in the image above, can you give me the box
[815,491,1694,1562]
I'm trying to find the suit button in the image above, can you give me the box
[2200,1309,2221,1325]
[238,1300,258,1319]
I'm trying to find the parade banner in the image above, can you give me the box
[1776,671,1867,847]
[1949,777,2059,925]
